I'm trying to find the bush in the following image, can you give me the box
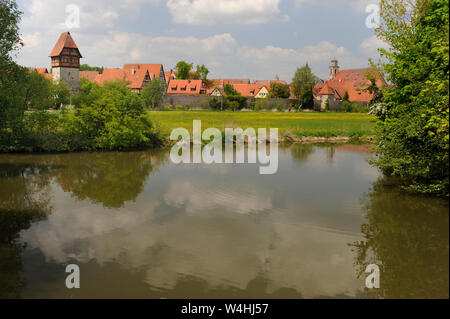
[5,80,163,152]
[254,99,271,111]
[162,105,174,111]
[209,97,223,110]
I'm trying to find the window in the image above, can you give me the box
[64,58,68,63]
[181,88,186,92]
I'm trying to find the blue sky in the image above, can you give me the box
[16,0,387,81]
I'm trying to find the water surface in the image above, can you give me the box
[0,145,448,299]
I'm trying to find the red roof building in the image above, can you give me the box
[231,84,270,98]
[314,60,386,110]
[167,79,202,95]
[79,71,100,82]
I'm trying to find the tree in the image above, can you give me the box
[372,0,449,194]
[224,84,239,96]
[142,77,167,108]
[291,65,317,109]
[52,80,72,106]
[0,0,29,149]
[0,0,22,62]
[269,82,290,99]
[25,70,54,110]
[80,64,103,73]
[196,64,209,84]
[175,61,194,80]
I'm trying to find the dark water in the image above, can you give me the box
[0,145,448,299]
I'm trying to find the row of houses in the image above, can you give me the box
[30,32,384,109]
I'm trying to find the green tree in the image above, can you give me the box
[80,64,103,73]
[0,0,22,62]
[142,77,167,108]
[0,0,29,150]
[196,64,209,84]
[175,61,194,80]
[291,65,317,109]
[269,82,290,99]
[224,84,239,96]
[52,80,72,106]
[25,70,54,110]
[372,0,449,194]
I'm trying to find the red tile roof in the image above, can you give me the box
[164,70,176,84]
[232,84,269,97]
[123,64,164,80]
[317,68,386,102]
[205,79,224,95]
[95,68,152,90]
[49,32,82,57]
[29,67,52,79]
[219,78,251,85]
[167,79,202,95]
[79,71,100,82]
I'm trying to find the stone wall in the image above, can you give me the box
[53,67,80,92]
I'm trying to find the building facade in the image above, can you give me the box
[49,32,82,92]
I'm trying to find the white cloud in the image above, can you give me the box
[166,0,283,25]
[17,0,375,80]
[360,35,390,58]
[18,29,370,80]
[295,0,378,12]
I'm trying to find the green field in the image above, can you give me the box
[149,111,377,139]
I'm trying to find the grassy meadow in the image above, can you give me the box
[149,111,377,139]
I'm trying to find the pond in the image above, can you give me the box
[0,145,448,299]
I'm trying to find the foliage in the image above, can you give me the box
[0,0,22,62]
[291,64,317,109]
[52,80,72,106]
[343,91,349,101]
[80,64,103,73]
[351,178,449,298]
[209,97,223,110]
[269,82,291,99]
[175,61,194,80]
[142,77,167,108]
[224,84,239,96]
[372,0,449,194]
[196,64,209,84]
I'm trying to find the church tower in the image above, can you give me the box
[50,32,82,92]
[329,59,340,80]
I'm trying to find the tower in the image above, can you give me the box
[329,59,340,80]
[49,32,82,92]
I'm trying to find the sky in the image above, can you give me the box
[15,0,388,81]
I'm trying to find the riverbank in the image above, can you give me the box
[149,110,377,144]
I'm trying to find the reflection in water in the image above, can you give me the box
[0,159,53,298]
[351,178,449,299]
[0,145,448,299]
[54,151,167,208]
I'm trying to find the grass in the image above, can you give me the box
[148,110,377,139]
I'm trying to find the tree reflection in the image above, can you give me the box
[290,145,315,165]
[53,150,167,208]
[0,160,53,298]
[351,178,449,299]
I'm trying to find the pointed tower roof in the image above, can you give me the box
[49,32,82,57]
